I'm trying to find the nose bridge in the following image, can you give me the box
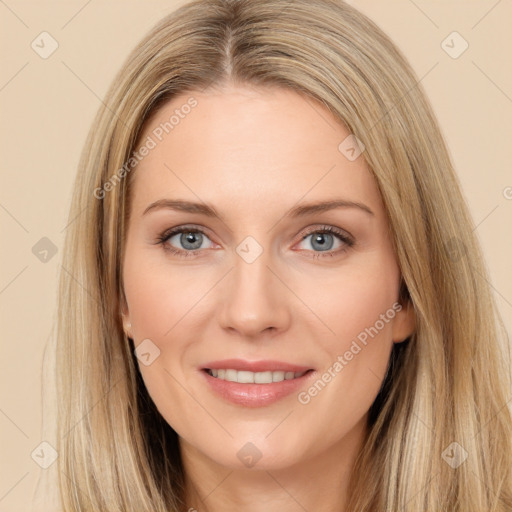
[217,243,290,336]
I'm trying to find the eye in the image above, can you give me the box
[295,225,354,259]
[157,226,215,257]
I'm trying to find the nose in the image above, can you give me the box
[217,249,292,338]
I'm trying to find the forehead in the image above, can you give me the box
[129,85,383,218]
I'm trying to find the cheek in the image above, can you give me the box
[122,251,211,400]
[122,251,204,341]
[122,254,205,429]
[306,305,397,428]
[303,257,400,348]
[294,258,400,410]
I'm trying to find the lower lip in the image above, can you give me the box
[201,369,315,407]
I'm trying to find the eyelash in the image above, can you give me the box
[156,224,354,260]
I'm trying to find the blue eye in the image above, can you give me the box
[296,226,354,259]
[157,227,213,257]
[156,224,354,259]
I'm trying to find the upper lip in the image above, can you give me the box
[202,359,313,373]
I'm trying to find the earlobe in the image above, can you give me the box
[123,320,132,339]
[392,301,415,343]
[121,313,132,338]
[120,298,132,338]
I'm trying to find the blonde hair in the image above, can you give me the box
[44,0,512,510]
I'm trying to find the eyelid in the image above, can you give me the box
[158,223,214,243]
[298,224,354,244]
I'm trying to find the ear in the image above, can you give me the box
[391,300,415,343]
[120,294,133,339]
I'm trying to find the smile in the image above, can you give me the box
[205,369,309,384]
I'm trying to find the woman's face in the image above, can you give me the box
[121,84,415,471]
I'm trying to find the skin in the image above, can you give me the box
[121,83,415,512]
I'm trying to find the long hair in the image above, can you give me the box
[46,0,512,510]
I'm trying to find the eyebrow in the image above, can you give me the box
[142,198,374,219]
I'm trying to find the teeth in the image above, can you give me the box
[208,369,307,383]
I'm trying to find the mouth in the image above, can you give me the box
[199,359,316,407]
[203,368,312,383]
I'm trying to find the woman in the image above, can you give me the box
[49,0,512,510]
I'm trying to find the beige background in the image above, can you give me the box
[1,1,511,510]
